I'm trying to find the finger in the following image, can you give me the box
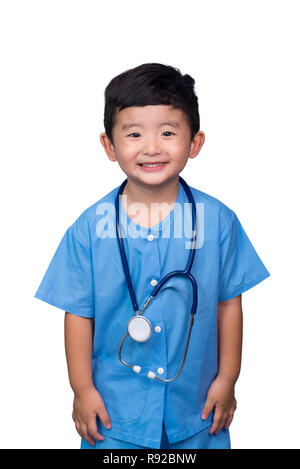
[214,414,228,434]
[80,422,96,447]
[87,417,105,442]
[225,399,237,429]
[201,399,215,420]
[209,407,223,434]
[74,419,81,437]
[97,405,112,429]
[75,421,91,444]
[75,419,98,446]
[225,404,236,429]
[225,411,234,429]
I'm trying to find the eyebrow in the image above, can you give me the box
[121,121,180,131]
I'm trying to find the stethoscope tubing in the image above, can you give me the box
[115,176,197,313]
[115,176,198,382]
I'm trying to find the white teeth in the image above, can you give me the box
[141,163,166,167]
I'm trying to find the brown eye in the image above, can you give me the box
[128,133,141,138]
[163,131,174,136]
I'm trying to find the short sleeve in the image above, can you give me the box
[218,210,270,302]
[34,220,95,318]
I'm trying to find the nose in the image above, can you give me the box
[143,137,161,156]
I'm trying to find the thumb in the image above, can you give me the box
[201,398,215,421]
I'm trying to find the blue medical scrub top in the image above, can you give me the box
[34,180,270,449]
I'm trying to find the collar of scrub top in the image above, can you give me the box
[115,175,198,383]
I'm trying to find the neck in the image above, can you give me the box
[122,177,180,208]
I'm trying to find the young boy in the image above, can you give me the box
[34,63,270,449]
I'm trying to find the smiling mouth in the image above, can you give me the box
[138,162,168,168]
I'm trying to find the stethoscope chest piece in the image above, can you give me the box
[127,315,152,342]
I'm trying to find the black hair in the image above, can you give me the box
[103,63,200,144]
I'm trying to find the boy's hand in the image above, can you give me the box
[72,386,111,446]
[201,375,237,435]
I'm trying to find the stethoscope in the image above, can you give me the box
[115,175,198,382]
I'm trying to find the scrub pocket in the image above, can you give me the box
[93,356,150,423]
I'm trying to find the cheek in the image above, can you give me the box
[168,140,189,161]
[115,144,139,164]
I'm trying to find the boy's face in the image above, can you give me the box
[100,105,204,189]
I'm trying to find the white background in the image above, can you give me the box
[0,0,299,449]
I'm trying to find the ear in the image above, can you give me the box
[188,131,205,159]
[99,133,118,162]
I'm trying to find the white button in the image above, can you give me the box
[150,279,158,286]
[154,326,161,333]
[157,367,164,375]
[147,234,154,241]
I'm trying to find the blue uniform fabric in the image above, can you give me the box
[80,422,230,449]
[34,181,270,449]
